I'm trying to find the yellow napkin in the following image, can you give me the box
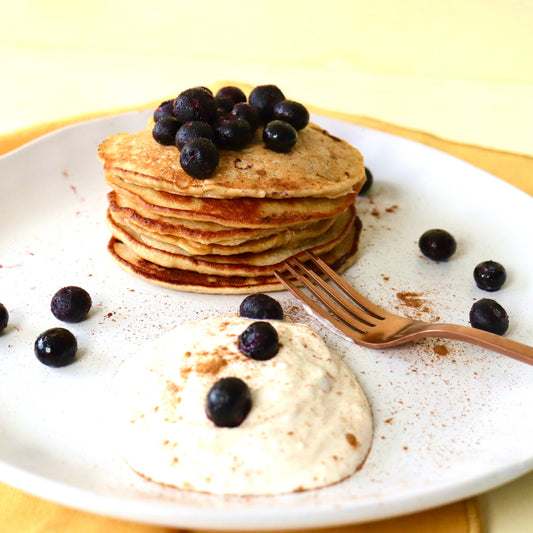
[0,481,482,533]
[3,95,529,533]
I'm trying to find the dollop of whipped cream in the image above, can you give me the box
[112,316,373,495]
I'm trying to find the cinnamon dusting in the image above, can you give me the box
[345,433,358,447]
[194,357,228,375]
[396,291,430,314]
[433,344,449,356]
[166,380,180,394]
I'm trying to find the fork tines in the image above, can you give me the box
[274,252,384,336]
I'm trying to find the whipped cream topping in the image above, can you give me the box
[112,316,373,495]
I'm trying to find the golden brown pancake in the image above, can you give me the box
[107,205,338,256]
[107,218,361,294]
[106,174,357,228]
[106,206,355,276]
[98,102,366,293]
[98,123,365,199]
[107,191,331,246]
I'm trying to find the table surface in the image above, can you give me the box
[1,1,532,531]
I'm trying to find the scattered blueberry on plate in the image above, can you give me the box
[418,228,457,261]
[34,327,78,367]
[474,260,507,292]
[51,286,92,323]
[50,285,92,322]
[0,303,8,333]
[469,298,509,336]
[359,167,373,196]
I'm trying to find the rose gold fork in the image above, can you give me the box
[274,252,533,366]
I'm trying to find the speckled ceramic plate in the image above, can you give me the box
[0,112,532,530]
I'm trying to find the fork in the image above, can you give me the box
[274,252,533,366]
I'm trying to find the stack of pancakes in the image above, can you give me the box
[98,120,366,293]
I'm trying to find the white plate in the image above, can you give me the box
[0,112,532,530]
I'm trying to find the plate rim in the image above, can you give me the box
[0,110,532,530]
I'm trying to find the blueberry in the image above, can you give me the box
[0,303,8,333]
[215,86,247,109]
[194,86,213,96]
[359,167,373,196]
[215,96,235,114]
[263,120,297,153]
[152,117,181,146]
[153,100,175,122]
[214,117,253,150]
[51,286,92,323]
[175,121,214,150]
[273,100,309,131]
[238,321,279,360]
[239,293,283,320]
[249,84,285,123]
[474,260,507,292]
[215,106,231,121]
[34,327,78,367]
[469,298,509,336]
[231,102,261,132]
[180,138,219,179]
[173,87,217,124]
[418,229,457,261]
[206,377,252,428]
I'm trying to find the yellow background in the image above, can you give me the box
[1,1,532,532]
[1,0,532,155]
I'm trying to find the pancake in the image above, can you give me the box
[107,206,337,256]
[107,217,361,294]
[106,206,356,276]
[107,191,328,246]
[98,122,365,199]
[106,174,357,228]
[99,86,366,294]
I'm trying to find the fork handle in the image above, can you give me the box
[416,323,533,366]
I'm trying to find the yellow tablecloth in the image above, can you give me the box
[0,481,482,533]
[2,0,532,157]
